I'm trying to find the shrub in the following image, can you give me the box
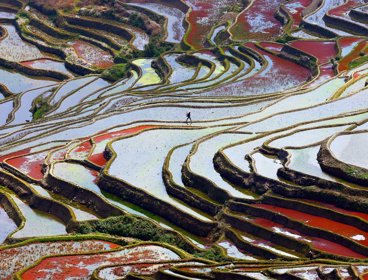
[16,10,29,19]
[276,34,295,44]
[32,96,51,120]
[194,246,230,262]
[129,13,145,29]
[143,39,174,58]
[115,45,142,62]
[101,63,130,81]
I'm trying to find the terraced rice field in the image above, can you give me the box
[0,0,368,279]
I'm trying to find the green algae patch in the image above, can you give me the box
[349,54,368,69]
[345,166,368,181]
[348,45,368,69]
[101,63,131,82]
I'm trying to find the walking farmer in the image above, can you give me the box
[185,112,192,125]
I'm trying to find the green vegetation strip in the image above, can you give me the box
[75,215,195,253]
[73,215,229,261]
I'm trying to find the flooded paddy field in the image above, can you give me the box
[0,0,368,278]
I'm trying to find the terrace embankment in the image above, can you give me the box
[162,167,222,217]
[227,200,368,259]
[350,8,368,23]
[318,135,368,186]
[0,170,73,228]
[324,14,368,36]
[0,57,70,81]
[45,169,124,218]
[99,171,219,238]
[276,168,368,213]
[0,191,22,228]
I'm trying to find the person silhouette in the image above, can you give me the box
[185,112,192,125]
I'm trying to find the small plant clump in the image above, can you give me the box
[31,96,51,120]
[129,13,145,30]
[143,39,174,58]
[101,63,131,81]
[194,246,230,262]
[276,34,296,44]
[115,45,139,62]
[116,39,174,61]
[16,10,29,19]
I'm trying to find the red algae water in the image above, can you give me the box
[88,125,157,167]
[6,150,50,180]
[230,0,284,41]
[290,41,337,64]
[251,217,366,258]
[255,204,368,248]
